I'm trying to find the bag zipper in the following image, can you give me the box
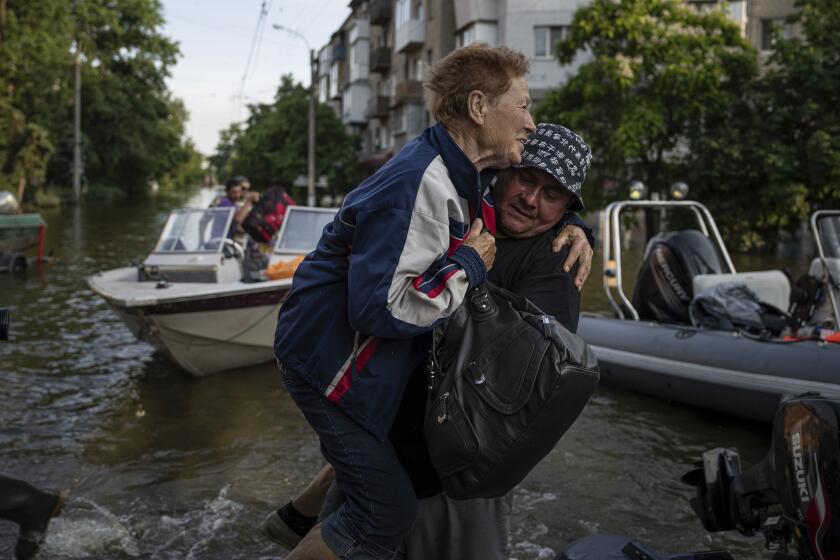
[541,315,551,339]
[436,392,449,424]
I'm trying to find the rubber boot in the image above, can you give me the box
[0,474,67,560]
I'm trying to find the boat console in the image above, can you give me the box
[139,208,243,284]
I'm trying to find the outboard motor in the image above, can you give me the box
[683,394,840,559]
[632,230,724,323]
[556,395,840,560]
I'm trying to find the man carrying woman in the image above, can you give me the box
[273,43,590,560]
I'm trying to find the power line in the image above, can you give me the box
[248,0,275,82]
[237,0,270,120]
[298,0,335,37]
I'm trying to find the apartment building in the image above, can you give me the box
[316,0,797,169]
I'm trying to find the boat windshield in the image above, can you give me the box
[273,207,336,255]
[817,214,840,258]
[153,208,235,254]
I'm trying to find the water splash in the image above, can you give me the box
[42,497,140,557]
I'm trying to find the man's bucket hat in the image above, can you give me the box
[515,123,592,211]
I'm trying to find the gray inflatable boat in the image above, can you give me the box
[580,203,840,422]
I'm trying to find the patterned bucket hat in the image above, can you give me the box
[515,123,592,211]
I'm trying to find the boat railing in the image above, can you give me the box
[810,210,840,328]
[601,200,736,320]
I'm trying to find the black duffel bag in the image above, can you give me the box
[424,282,600,500]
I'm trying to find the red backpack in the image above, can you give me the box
[242,186,297,243]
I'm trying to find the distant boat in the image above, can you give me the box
[0,213,46,254]
[0,191,46,272]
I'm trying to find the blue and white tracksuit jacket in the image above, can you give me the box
[274,123,587,440]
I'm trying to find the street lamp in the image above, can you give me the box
[273,24,317,207]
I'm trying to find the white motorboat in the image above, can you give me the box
[88,206,336,376]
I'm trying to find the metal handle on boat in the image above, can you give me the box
[811,210,840,329]
[601,200,736,321]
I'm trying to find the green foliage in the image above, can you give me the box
[218,76,362,201]
[33,187,61,208]
[536,0,764,245]
[160,138,205,192]
[0,0,201,199]
[537,0,840,249]
[759,0,840,214]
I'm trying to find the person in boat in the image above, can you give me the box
[212,176,259,239]
[271,116,593,559]
[0,473,67,559]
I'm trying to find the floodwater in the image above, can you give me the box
[0,189,811,559]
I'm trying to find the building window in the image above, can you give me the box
[396,0,410,27]
[456,26,476,49]
[534,26,568,58]
[412,57,424,80]
[760,18,792,51]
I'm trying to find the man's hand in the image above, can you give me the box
[463,218,496,271]
[552,225,593,290]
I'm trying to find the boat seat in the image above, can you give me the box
[808,257,840,283]
[693,270,791,312]
[808,258,840,327]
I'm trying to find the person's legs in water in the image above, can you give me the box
[260,464,335,548]
[0,474,68,560]
[279,363,417,560]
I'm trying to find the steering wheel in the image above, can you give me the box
[222,238,245,260]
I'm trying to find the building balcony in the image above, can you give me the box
[332,44,347,61]
[349,19,370,44]
[342,83,371,125]
[370,0,392,25]
[329,64,347,100]
[366,95,390,119]
[394,18,425,53]
[370,46,391,74]
[393,80,424,106]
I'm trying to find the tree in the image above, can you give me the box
[535,0,766,246]
[0,0,202,199]
[208,123,241,181]
[0,0,68,197]
[69,0,187,194]
[220,75,361,201]
[161,138,205,192]
[758,0,840,215]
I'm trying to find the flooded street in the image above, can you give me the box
[0,190,809,559]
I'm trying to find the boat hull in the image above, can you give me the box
[88,267,291,376]
[578,315,840,422]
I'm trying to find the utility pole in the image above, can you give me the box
[72,44,81,201]
[72,1,82,202]
[307,49,317,207]
[272,24,317,207]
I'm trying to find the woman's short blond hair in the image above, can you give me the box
[424,42,530,125]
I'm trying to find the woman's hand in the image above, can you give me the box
[463,218,496,271]
[552,225,593,290]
